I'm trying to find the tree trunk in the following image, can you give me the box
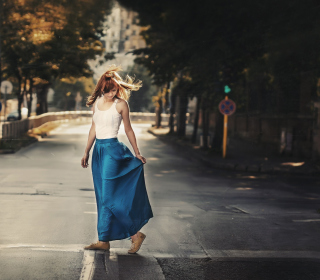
[36,84,49,115]
[21,77,27,119]
[17,77,23,120]
[44,86,48,113]
[192,95,201,144]
[155,96,162,128]
[201,100,210,149]
[177,94,188,138]
[211,109,224,150]
[169,91,176,134]
[164,81,170,111]
[27,78,33,117]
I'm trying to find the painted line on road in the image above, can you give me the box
[80,250,95,280]
[292,219,320,222]
[0,244,84,252]
[84,212,97,214]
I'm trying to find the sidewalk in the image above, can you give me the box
[148,125,320,176]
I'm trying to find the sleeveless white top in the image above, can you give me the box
[93,97,122,139]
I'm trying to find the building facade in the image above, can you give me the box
[90,1,146,78]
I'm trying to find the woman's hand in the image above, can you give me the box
[136,154,146,164]
[81,152,90,168]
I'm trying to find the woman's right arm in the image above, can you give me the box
[81,103,96,168]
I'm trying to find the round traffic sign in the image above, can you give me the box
[1,80,13,94]
[219,98,236,116]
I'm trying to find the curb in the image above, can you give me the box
[147,129,319,176]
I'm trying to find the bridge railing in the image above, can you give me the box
[0,111,170,139]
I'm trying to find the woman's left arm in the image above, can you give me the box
[119,100,146,164]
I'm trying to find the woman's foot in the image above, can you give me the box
[128,232,146,254]
[84,241,110,250]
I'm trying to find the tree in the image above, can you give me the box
[118,0,320,148]
[1,0,114,116]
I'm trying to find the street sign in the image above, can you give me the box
[219,98,236,116]
[1,80,13,94]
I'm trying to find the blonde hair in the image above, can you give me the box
[86,64,142,107]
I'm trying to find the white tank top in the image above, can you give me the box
[93,97,123,139]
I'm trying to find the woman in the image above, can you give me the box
[80,65,153,254]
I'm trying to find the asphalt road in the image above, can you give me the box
[0,120,320,280]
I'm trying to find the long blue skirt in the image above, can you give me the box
[91,137,153,242]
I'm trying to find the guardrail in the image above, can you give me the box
[0,111,170,139]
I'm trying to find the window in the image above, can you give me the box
[126,24,130,29]
[132,30,136,35]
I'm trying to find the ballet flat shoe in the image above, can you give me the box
[128,232,146,254]
[84,241,110,250]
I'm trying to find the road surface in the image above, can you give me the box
[0,120,320,279]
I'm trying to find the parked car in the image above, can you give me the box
[7,110,19,121]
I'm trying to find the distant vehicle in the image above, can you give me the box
[7,110,19,121]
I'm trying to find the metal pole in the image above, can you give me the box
[222,96,228,158]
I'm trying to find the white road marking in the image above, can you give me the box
[293,219,320,222]
[80,250,95,280]
[0,244,84,252]
[84,212,97,214]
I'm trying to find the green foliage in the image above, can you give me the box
[118,0,320,115]
[1,0,114,110]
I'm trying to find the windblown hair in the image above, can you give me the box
[86,64,142,107]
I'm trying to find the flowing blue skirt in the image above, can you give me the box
[91,137,153,242]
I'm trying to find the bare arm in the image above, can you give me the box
[117,99,146,163]
[84,120,96,154]
[81,103,96,168]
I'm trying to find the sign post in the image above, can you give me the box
[219,86,236,158]
[223,100,228,158]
